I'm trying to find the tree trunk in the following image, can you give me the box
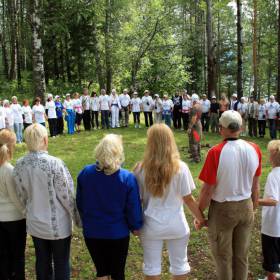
[105,0,112,93]
[278,0,280,100]
[64,34,72,82]
[252,0,258,100]
[237,0,243,98]
[52,35,59,80]
[206,0,216,98]
[217,4,221,99]
[29,0,46,101]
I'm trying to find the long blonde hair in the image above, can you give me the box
[0,129,16,165]
[141,124,180,197]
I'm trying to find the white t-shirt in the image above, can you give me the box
[22,106,32,124]
[154,99,162,113]
[199,139,261,202]
[80,95,90,111]
[130,98,141,112]
[32,104,45,124]
[266,101,279,119]
[110,95,121,108]
[142,96,154,112]
[258,104,266,121]
[119,94,131,107]
[237,103,248,115]
[99,95,110,110]
[90,97,100,111]
[45,101,57,119]
[136,161,195,240]
[10,104,23,124]
[4,107,14,127]
[201,99,211,113]
[0,107,6,129]
[262,167,280,237]
[73,99,83,114]
[182,99,191,113]
[162,99,173,114]
[63,100,74,110]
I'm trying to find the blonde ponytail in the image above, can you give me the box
[0,130,16,165]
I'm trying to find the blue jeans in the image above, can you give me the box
[32,236,71,280]
[66,109,75,134]
[268,119,276,139]
[14,123,23,143]
[101,110,109,129]
[163,114,171,127]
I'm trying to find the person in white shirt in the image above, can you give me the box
[45,94,57,137]
[80,88,91,131]
[99,89,110,129]
[119,89,131,127]
[257,98,266,137]
[3,100,14,130]
[32,97,46,126]
[266,95,279,139]
[0,129,26,280]
[90,91,100,129]
[181,93,191,130]
[22,99,33,130]
[63,93,75,135]
[230,93,239,111]
[200,94,211,132]
[0,102,6,130]
[197,110,261,280]
[110,89,121,128]
[247,95,258,137]
[13,124,80,280]
[237,97,248,136]
[259,140,280,280]
[10,96,23,143]
[162,94,173,127]
[141,90,154,127]
[134,124,204,280]
[73,92,83,133]
[130,92,142,128]
[153,94,162,124]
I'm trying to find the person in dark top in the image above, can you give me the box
[55,95,64,135]
[172,91,183,129]
[209,96,220,133]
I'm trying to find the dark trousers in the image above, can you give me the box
[101,110,110,129]
[248,117,257,137]
[258,120,266,137]
[23,123,32,130]
[133,112,140,124]
[83,110,91,130]
[201,113,210,132]
[91,111,99,128]
[0,219,26,280]
[182,113,189,130]
[268,119,277,139]
[85,236,129,280]
[32,236,71,280]
[144,111,153,127]
[56,118,64,134]
[48,118,57,137]
[173,109,182,129]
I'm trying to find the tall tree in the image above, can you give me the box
[252,0,258,99]
[237,0,243,98]
[278,0,280,100]
[29,0,46,101]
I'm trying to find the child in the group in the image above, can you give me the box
[259,140,280,280]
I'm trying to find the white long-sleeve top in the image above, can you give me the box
[13,151,79,240]
[0,162,25,221]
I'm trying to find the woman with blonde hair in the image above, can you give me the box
[0,129,26,280]
[76,134,142,280]
[219,94,229,117]
[134,124,204,280]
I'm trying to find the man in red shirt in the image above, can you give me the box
[196,110,261,280]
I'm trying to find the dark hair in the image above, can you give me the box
[91,91,97,97]
[228,122,241,133]
[33,97,41,106]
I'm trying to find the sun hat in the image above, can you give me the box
[191,94,199,102]
[219,110,242,129]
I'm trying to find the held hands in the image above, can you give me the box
[193,218,208,231]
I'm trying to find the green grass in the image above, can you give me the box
[12,123,272,280]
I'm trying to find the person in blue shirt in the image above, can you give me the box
[55,95,64,135]
[76,134,143,280]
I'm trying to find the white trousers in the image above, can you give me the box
[111,106,119,128]
[141,235,190,276]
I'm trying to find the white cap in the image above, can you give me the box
[3,99,9,105]
[211,96,216,99]
[133,92,138,95]
[154,94,159,98]
[191,94,199,102]
[66,93,71,97]
[47,93,53,99]
[55,95,60,99]
[232,93,237,98]
[241,96,245,101]
[219,110,242,129]
[270,95,275,99]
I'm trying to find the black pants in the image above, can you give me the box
[23,123,32,130]
[0,219,26,280]
[201,113,210,132]
[173,109,182,129]
[101,110,110,129]
[144,111,153,127]
[56,117,64,134]
[258,120,266,137]
[182,113,189,130]
[85,236,129,280]
[269,119,277,139]
[32,236,71,280]
[48,118,57,137]
[262,234,280,273]
[248,117,257,137]
[83,110,91,130]
[91,111,99,128]
[133,112,140,124]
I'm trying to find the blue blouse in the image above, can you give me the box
[76,164,143,239]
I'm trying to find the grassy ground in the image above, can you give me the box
[12,122,271,280]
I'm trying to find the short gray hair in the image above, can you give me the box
[24,124,48,152]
